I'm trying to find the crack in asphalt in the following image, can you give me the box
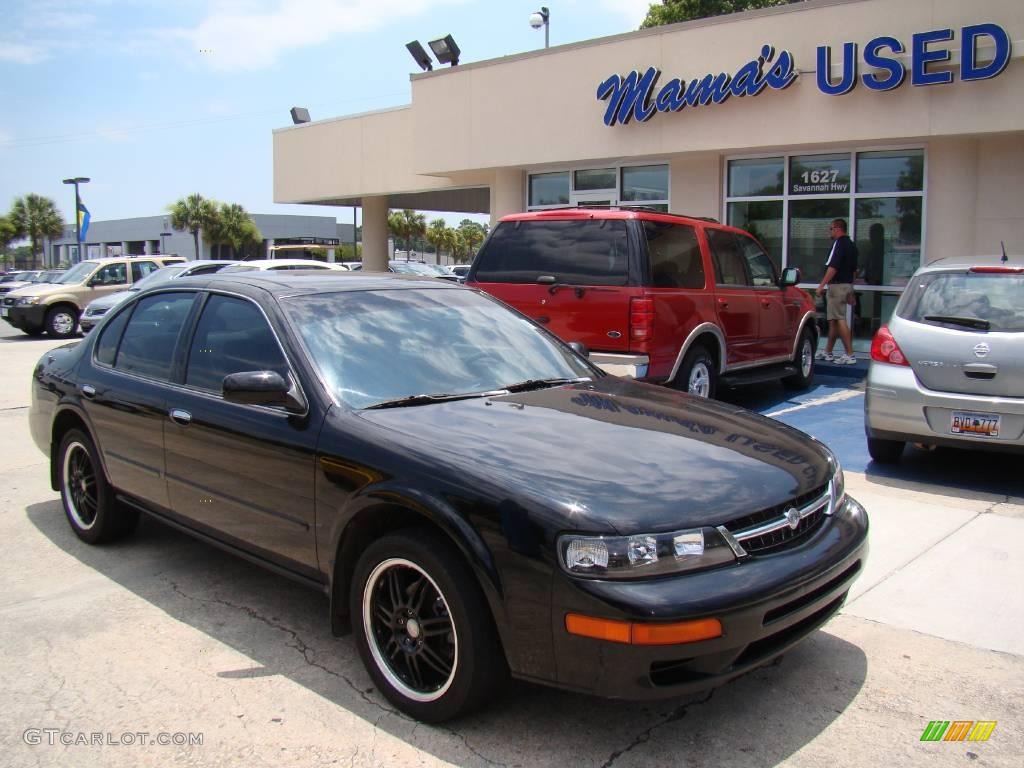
[599,689,717,768]
[166,580,504,766]
[166,581,392,716]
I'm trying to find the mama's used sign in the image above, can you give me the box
[597,23,1011,127]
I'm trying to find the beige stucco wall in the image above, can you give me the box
[272,0,1023,259]
[409,0,1023,176]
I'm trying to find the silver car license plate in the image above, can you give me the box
[951,410,1000,437]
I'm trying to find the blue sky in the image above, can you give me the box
[0,0,651,232]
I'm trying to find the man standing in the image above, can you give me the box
[815,218,858,364]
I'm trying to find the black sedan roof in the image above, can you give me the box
[172,270,457,299]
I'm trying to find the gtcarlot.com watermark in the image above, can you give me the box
[24,729,203,747]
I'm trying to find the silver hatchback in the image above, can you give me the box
[864,258,1024,463]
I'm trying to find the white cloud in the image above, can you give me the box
[0,43,49,64]
[177,0,466,73]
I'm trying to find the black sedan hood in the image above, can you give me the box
[357,377,835,534]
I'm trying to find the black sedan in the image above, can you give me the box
[30,272,868,722]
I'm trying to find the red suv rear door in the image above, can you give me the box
[469,216,634,353]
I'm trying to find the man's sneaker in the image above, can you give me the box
[815,351,833,362]
[835,354,857,365]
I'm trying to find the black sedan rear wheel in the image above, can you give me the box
[351,529,505,722]
[58,429,138,544]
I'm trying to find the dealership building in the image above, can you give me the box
[47,214,356,266]
[273,0,1023,338]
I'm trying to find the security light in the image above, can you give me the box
[406,40,434,72]
[529,7,550,48]
[290,107,311,125]
[428,35,460,66]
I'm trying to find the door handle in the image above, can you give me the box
[80,385,96,399]
[169,408,192,426]
[717,298,729,309]
[761,299,771,308]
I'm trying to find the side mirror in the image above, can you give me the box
[781,267,801,287]
[222,370,306,413]
[568,341,589,358]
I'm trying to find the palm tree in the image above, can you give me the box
[206,203,262,259]
[8,194,65,269]
[457,220,487,262]
[169,193,218,259]
[426,218,447,263]
[388,209,427,259]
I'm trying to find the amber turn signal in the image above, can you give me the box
[565,614,722,645]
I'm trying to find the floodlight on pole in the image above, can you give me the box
[62,176,90,265]
[529,7,550,48]
[428,35,460,66]
[406,40,433,71]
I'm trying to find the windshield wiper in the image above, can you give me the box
[923,315,991,331]
[365,391,499,410]
[503,377,588,393]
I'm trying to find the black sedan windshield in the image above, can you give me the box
[283,288,594,409]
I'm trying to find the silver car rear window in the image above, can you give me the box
[897,270,1024,332]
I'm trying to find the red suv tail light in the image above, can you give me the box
[630,297,655,342]
[870,325,909,366]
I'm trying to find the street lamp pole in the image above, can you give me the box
[62,176,90,264]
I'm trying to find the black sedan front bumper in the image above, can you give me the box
[545,495,868,699]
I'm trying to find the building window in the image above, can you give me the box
[621,165,669,206]
[527,164,669,212]
[574,168,616,191]
[528,172,570,207]
[725,149,925,288]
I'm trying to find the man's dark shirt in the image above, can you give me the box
[826,235,858,283]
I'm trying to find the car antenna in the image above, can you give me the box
[1000,241,1008,263]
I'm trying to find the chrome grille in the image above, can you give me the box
[721,483,830,555]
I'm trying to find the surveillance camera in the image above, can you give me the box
[529,12,544,29]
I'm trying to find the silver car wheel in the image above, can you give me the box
[688,361,712,398]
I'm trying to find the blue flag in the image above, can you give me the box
[77,201,90,241]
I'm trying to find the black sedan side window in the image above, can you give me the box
[185,294,289,392]
[114,293,195,380]
[95,305,133,367]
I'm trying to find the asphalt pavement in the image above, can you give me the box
[1,327,1022,767]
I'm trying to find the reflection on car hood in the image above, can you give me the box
[357,377,835,534]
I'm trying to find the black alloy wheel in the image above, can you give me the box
[352,529,506,722]
[58,429,138,544]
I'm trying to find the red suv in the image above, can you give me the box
[467,208,818,398]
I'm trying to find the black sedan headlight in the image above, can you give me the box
[558,526,737,579]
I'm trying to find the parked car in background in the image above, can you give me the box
[79,260,237,332]
[0,269,64,295]
[450,264,471,281]
[864,257,1024,462]
[1,255,185,338]
[467,207,818,399]
[30,271,867,723]
[219,259,348,273]
[387,260,459,281]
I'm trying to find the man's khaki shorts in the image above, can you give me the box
[826,283,854,321]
